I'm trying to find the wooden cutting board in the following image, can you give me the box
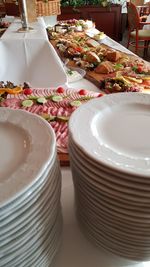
[58,153,70,167]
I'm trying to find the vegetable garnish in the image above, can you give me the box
[37,97,47,104]
[22,100,34,107]
[51,95,63,102]
[40,113,69,122]
[0,86,23,94]
[70,100,82,107]
[23,88,32,95]
[78,89,87,95]
[114,64,123,70]
[56,87,65,93]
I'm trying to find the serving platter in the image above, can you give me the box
[48,22,150,94]
[0,87,101,166]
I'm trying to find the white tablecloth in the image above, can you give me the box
[0,18,67,87]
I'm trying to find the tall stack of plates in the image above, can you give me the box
[68,93,150,262]
[0,108,62,267]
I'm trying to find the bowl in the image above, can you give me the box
[65,66,86,83]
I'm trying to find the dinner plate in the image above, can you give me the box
[69,136,150,184]
[69,139,150,193]
[1,158,59,221]
[78,212,150,261]
[0,170,61,236]
[71,161,150,223]
[70,147,150,205]
[0,206,61,260]
[69,137,150,186]
[74,177,150,240]
[75,173,150,221]
[0,174,60,244]
[0,154,59,217]
[1,212,62,267]
[69,93,150,177]
[76,199,150,249]
[0,108,56,207]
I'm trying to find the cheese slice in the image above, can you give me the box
[123,76,143,84]
[86,39,100,47]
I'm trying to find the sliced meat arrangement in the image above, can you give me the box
[0,87,102,154]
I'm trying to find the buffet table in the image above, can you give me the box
[0,18,67,87]
[0,17,135,90]
[0,18,150,267]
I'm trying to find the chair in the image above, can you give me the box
[127,2,150,57]
[4,3,19,16]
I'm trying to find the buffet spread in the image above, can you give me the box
[2,16,150,267]
[47,19,150,94]
[1,18,150,166]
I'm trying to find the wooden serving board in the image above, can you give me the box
[58,153,70,167]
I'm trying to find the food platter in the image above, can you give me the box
[47,20,150,94]
[0,85,101,166]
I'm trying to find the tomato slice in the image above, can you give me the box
[142,80,150,86]
[78,89,87,95]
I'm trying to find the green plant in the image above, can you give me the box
[61,0,86,7]
[61,0,113,7]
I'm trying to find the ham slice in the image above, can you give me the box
[0,87,100,154]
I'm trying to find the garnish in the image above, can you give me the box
[56,87,65,93]
[22,99,34,107]
[0,96,4,103]
[40,114,69,122]
[0,86,23,95]
[51,95,63,102]
[28,96,38,100]
[97,93,103,97]
[67,69,74,75]
[41,114,56,121]
[78,89,87,95]
[123,76,142,84]
[23,88,32,95]
[70,100,82,107]
[56,116,69,122]
[114,64,123,70]
[132,66,138,72]
[37,97,47,104]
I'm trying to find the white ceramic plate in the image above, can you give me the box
[1,156,59,218]
[69,147,150,207]
[69,137,150,190]
[0,170,60,237]
[0,211,62,266]
[69,93,150,177]
[0,108,56,207]
[69,137,150,185]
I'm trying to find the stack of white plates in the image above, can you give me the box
[0,108,62,267]
[68,92,150,262]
